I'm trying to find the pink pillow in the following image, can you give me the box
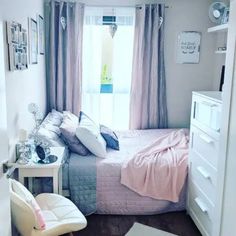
[28,200,46,230]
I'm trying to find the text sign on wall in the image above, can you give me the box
[177,31,201,64]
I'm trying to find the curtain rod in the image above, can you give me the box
[45,1,171,9]
[85,4,170,9]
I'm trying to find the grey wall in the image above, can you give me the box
[0,0,46,160]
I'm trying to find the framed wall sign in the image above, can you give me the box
[176,31,201,64]
[28,18,38,64]
[38,14,44,55]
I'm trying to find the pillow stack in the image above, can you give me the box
[37,109,120,157]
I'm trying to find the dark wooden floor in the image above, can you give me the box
[73,211,201,236]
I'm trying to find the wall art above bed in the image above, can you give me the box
[6,21,28,71]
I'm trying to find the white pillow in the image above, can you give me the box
[76,114,106,158]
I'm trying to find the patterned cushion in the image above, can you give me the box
[100,125,119,150]
[60,111,90,156]
[36,110,66,147]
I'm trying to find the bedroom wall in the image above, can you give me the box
[165,0,216,128]
[0,0,46,160]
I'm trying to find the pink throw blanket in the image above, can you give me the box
[121,129,189,202]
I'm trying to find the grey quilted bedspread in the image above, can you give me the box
[68,153,96,215]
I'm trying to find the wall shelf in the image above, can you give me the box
[215,50,227,54]
[208,24,229,33]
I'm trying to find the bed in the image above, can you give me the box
[62,129,187,215]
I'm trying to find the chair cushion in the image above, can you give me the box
[11,179,46,230]
[35,193,87,234]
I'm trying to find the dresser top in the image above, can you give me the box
[192,91,222,103]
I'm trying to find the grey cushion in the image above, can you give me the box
[60,111,90,156]
[36,110,65,147]
[100,125,119,150]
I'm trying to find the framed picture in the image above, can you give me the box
[176,31,201,64]
[221,7,230,24]
[38,14,44,55]
[6,21,28,71]
[28,18,38,64]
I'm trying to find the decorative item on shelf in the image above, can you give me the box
[16,129,32,165]
[6,21,28,71]
[28,17,38,64]
[208,2,228,25]
[221,7,230,24]
[176,31,201,64]
[218,46,227,51]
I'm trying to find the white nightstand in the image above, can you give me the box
[16,147,67,194]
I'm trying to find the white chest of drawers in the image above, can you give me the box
[187,91,222,236]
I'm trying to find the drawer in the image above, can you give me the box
[190,125,219,169]
[191,94,222,137]
[189,150,217,204]
[188,181,214,236]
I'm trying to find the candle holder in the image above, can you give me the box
[16,141,32,164]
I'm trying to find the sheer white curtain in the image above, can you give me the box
[112,8,135,129]
[82,7,103,124]
[82,7,135,129]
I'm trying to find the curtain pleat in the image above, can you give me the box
[129,4,168,129]
[45,0,84,116]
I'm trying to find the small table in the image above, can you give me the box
[16,147,66,194]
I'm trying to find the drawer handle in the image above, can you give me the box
[201,101,217,108]
[194,197,208,213]
[197,166,210,179]
[199,134,213,144]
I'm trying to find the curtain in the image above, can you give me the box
[82,7,103,124]
[45,0,84,115]
[129,4,168,129]
[82,7,135,129]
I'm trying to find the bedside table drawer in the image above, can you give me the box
[189,151,217,204]
[188,181,214,236]
[191,125,219,169]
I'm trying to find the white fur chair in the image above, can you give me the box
[10,179,87,236]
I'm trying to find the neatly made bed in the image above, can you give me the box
[62,129,187,215]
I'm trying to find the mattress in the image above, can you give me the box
[63,129,187,215]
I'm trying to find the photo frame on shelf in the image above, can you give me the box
[221,7,230,24]
[37,14,44,55]
[6,21,28,71]
[28,18,38,64]
[176,31,201,64]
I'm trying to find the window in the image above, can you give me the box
[82,7,135,129]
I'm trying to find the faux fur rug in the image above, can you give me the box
[126,223,178,236]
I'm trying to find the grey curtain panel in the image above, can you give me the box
[129,4,168,129]
[45,0,84,115]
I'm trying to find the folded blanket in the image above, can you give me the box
[121,129,189,202]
